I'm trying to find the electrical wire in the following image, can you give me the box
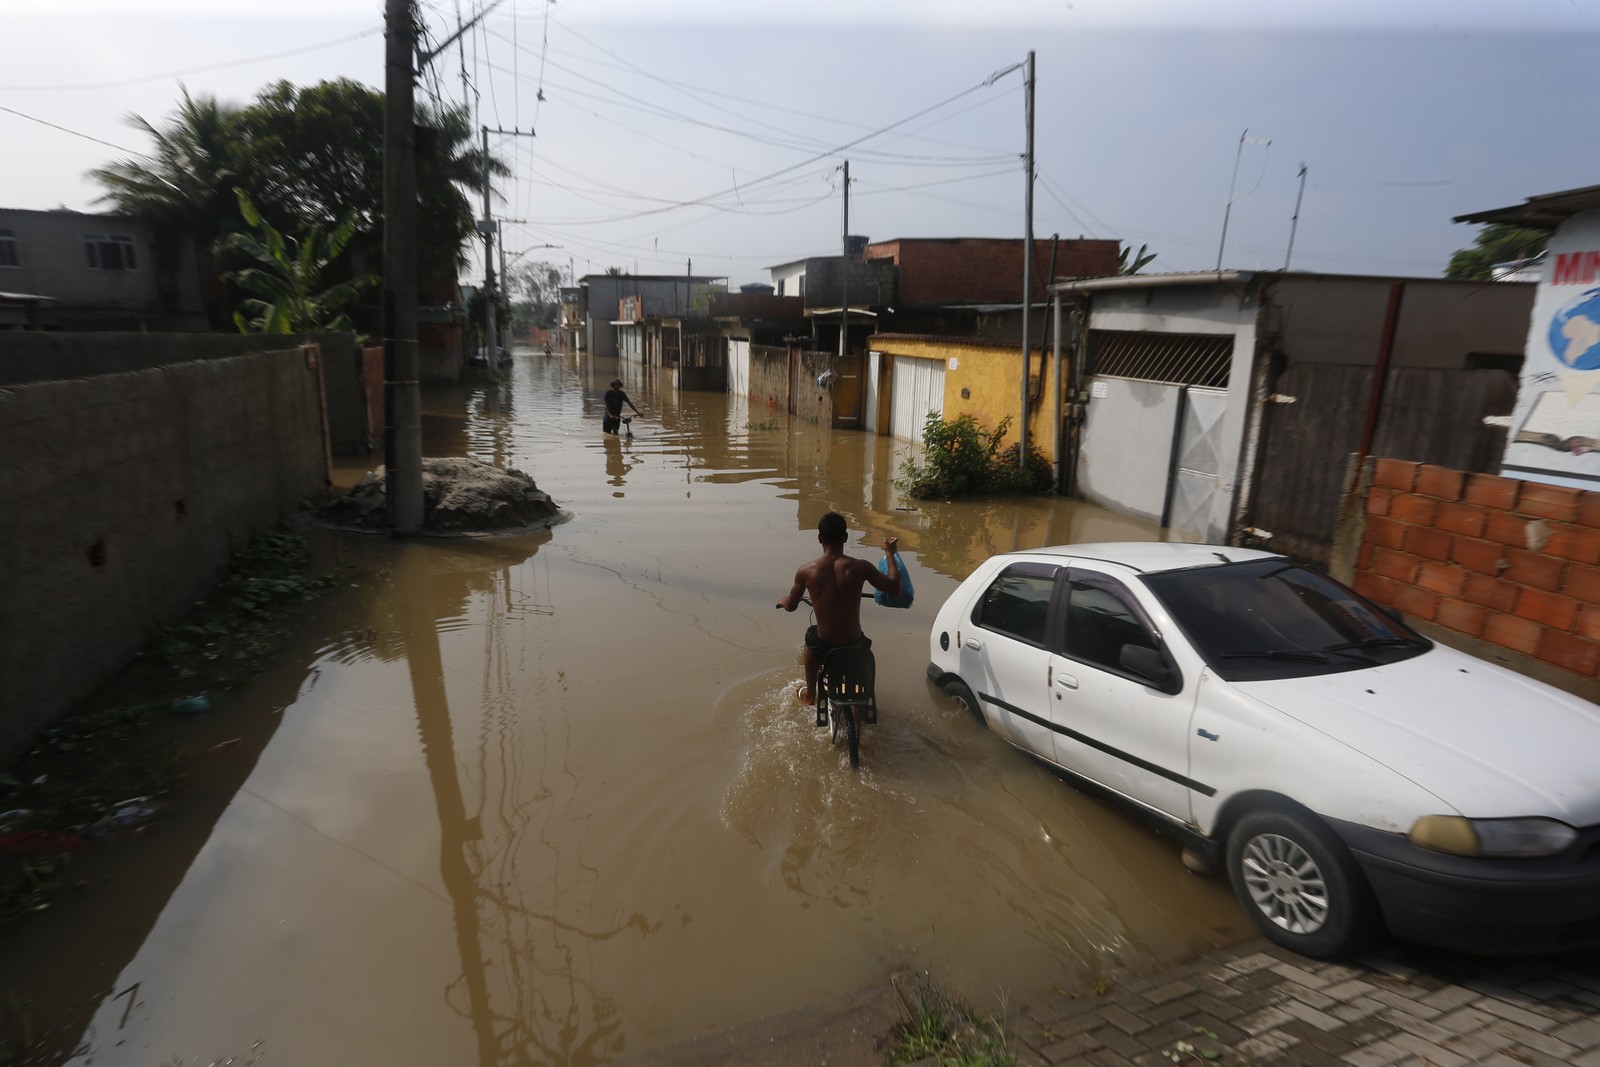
[0,105,134,153]
[0,27,381,91]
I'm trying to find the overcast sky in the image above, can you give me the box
[5,0,1598,287]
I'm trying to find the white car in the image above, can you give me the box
[926,542,1600,958]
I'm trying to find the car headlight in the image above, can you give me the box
[1409,815,1578,858]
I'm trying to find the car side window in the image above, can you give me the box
[973,563,1057,646]
[1061,573,1160,673]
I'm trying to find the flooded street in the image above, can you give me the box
[36,351,1245,1066]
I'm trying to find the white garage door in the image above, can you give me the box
[889,356,945,443]
[728,338,750,398]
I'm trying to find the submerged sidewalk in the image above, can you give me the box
[617,938,1600,1067]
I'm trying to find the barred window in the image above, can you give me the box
[83,233,138,271]
[1088,329,1232,388]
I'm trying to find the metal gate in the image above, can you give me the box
[1163,387,1229,543]
[865,351,881,433]
[890,356,944,443]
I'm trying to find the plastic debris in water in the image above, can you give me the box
[0,809,44,834]
[0,829,92,854]
[169,694,212,715]
[83,796,170,839]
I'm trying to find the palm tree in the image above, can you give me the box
[88,86,243,327]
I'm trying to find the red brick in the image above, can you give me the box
[1563,564,1600,603]
[1535,629,1600,676]
[1483,510,1533,549]
[1371,547,1421,584]
[1366,486,1395,517]
[1484,613,1543,655]
[1416,562,1466,596]
[1373,458,1421,491]
[1353,571,1396,605]
[1504,549,1567,592]
[1402,525,1452,561]
[1518,482,1582,521]
[1545,524,1600,565]
[1389,493,1438,526]
[1463,473,1522,510]
[1450,536,1508,575]
[1415,464,1465,500]
[1435,597,1487,637]
[1515,587,1581,630]
[1577,492,1600,529]
[1577,605,1600,642]
[1435,501,1488,539]
[1462,574,1519,613]
[1392,583,1438,620]
[1358,542,1374,570]
[1362,515,1407,550]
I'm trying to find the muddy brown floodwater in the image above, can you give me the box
[26,351,1249,1066]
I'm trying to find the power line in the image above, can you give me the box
[0,105,134,153]
[0,27,381,91]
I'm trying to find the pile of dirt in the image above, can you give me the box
[318,457,568,535]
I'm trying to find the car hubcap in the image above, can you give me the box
[1240,832,1329,934]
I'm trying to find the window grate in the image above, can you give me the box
[0,230,18,269]
[1088,329,1232,388]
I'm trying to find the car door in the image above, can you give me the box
[956,561,1062,760]
[1046,567,1198,821]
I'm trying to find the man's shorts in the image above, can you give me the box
[804,625,871,661]
[603,414,620,434]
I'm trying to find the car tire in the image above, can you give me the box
[940,678,986,728]
[1225,808,1375,959]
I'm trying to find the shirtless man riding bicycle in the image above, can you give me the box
[776,511,902,706]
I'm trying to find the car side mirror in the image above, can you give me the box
[1120,644,1181,695]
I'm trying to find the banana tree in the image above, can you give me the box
[220,187,376,334]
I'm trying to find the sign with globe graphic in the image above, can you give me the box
[1549,286,1600,371]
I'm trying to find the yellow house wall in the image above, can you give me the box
[872,337,1056,453]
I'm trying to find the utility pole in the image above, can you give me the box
[478,125,535,384]
[1018,50,1035,467]
[1284,162,1308,271]
[839,159,850,370]
[382,0,505,533]
[383,0,423,533]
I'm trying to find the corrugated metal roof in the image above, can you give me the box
[1453,184,1600,228]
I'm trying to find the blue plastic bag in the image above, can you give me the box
[873,551,915,609]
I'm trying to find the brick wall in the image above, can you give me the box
[865,238,1119,305]
[1353,458,1600,679]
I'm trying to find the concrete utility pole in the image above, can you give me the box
[1018,50,1035,467]
[382,0,504,533]
[1285,162,1308,271]
[383,0,423,533]
[480,125,498,384]
[839,159,850,370]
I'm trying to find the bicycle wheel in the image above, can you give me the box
[833,704,860,769]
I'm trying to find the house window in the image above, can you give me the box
[0,230,18,268]
[83,233,139,271]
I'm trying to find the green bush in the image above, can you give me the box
[895,412,1052,499]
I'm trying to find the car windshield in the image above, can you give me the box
[1141,558,1431,681]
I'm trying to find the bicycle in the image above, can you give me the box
[798,594,878,770]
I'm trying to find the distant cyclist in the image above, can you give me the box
[602,378,641,435]
[776,511,901,706]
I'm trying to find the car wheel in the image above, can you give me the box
[940,678,986,728]
[1225,808,1375,959]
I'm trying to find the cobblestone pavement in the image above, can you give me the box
[1014,939,1600,1067]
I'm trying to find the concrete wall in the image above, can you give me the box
[866,334,1059,447]
[1343,458,1600,684]
[0,331,373,454]
[0,346,329,758]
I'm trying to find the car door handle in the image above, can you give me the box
[1055,674,1078,690]
[1197,728,1219,741]
[964,638,982,650]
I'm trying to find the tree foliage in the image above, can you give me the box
[506,261,563,332]
[219,188,376,335]
[1446,223,1552,281]
[895,412,1051,499]
[1118,242,1157,275]
[88,78,507,327]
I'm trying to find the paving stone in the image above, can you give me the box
[1235,1030,1302,1060]
[1481,1018,1579,1059]
[1321,977,1379,1002]
[1340,1037,1409,1066]
[1273,961,1335,989]
[1142,979,1197,1005]
[1280,997,1347,1033]
[1387,1031,1469,1067]
[1096,1002,1150,1036]
[1418,984,1482,1012]
[1238,1005,1297,1035]
[1037,1030,1105,1060]
[1433,1004,1496,1035]
[1225,951,1281,975]
[1552,1015,1600,1048]
[1368,988,1445,1019]
[1330,995,1388,1024]
[1474,994,1562,1032]
[1089,1023,1152,1060]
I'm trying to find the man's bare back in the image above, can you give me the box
[776,512,901,705]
